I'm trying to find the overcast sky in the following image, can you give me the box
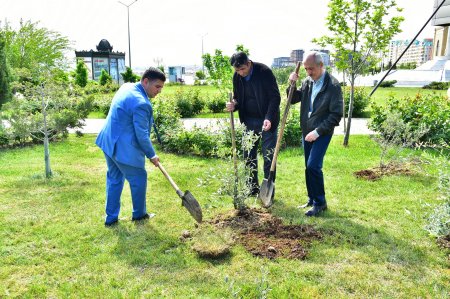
[0,0,437,69]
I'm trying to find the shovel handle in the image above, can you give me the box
[157,162,181,193]
[269,61,302,172]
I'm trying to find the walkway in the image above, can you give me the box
[71,118,374,135]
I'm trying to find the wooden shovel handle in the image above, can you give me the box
[269,61,302,172]
[157,162,181,192]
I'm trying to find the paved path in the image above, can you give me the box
[71,117,375,135]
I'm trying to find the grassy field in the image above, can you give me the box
[0,135,448,297]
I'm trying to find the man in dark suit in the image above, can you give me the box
[96,67,165,226]
[289,52,343,216]
[226,52,281,197]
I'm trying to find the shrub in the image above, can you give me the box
[120,67,140,83]
[369,94,450,147]
[282,106,302,148]
[207,93,226,113]
[343,86,370,117]
[99,69,112,86]
[379,80,397,88]
[174,89,205,118]
[422,81,450,90]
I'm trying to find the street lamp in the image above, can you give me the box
[118,0,138,68]
[201,33,208,73]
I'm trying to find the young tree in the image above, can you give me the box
[74,59,88,87]
[0,34,12,108]
[314,0,404,146]
[120,66,140,83]
[99,69,112,86]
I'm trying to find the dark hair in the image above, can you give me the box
[142,67,166,82]
[230,52,249,67]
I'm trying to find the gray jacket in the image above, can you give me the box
[290,72,343,137]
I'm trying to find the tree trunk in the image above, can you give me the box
[342,72,346,134]
[343,75,355,146]
[41,85,52,178]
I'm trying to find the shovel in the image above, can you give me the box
[259,61,302,207]
[229,92,239,208]
[157,162,203,223]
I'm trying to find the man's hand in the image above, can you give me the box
[150,156,160,167]
[225,99,236,112]
[262,119,272,131]
[289,72,299,82]
[304,131,319,142]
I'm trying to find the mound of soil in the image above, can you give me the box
[354,162,414,181]
[211,208,322,259]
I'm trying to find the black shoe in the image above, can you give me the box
[105,219,118,227]
[298,198,313,209]
[132,213,155,221]
[250,186,260,196]
[305,204,327,217]
[132,213,150,221]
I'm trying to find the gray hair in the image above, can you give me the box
[304,51,324,66]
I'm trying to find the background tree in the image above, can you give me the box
[314,0,404,146]
[74,59,88,87]
[120,66,140,83]
[99,69,112,86]
[1,19,70,84]
[195,70,206,80]
[0,33,12,108]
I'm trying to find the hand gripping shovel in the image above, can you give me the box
[259,61,302,208]
[157,162,203,223]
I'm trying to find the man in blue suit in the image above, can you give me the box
[96,67,166,226]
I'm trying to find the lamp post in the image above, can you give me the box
[201,33,208,73]
[118,0,138,68]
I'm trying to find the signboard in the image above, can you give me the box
[93,58,109,80]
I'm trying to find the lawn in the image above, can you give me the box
[364,86,447,107]
[0,134,448,297]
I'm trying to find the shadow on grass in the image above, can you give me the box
[270,199,430,266]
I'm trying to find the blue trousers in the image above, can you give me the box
[302,134,332,206]
[104,153,148,224]
[243,118,277,188]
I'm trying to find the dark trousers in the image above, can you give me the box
[243,118,277,189]
[302,134,332,206]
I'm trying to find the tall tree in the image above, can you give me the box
[2,19,71,84]
[0,33,12,108]
[314,0,404,146]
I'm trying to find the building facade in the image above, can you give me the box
[387,39,434,67]
[272,57,293,68]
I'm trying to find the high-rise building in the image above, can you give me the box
[272,57,293,68]
[386,39,433,67]
[290,49,304,63]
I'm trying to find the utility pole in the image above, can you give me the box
[201,33,208,73]
[118,0,138,68]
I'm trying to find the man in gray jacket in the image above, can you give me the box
[289,52,343,217]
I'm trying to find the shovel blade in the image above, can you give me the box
[258,178,274,208]
[181,190,203,223]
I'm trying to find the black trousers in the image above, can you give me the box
[243,117,277,189]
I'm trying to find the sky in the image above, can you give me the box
[0,0,437,69]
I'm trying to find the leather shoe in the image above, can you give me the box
[132,213,155,221]
[105,219,118,227]
[298,198,313,209]
[305,204,327,217]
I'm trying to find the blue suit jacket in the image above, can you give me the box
[96,82,155,169]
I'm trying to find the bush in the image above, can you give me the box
[173,89,205,118]
[207,93,226,113]
[422,81,450,90]
[369,94,450,147]
[282,106,302,148]
[99,69,112,86]
[379,80,397,88]
[343,86,370,117]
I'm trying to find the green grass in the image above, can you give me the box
[2,135,447,297]
[365,86,447,107]
[160,84,220,97]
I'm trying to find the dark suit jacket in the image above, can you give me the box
[232,62,281,132]
[291,72,343,137]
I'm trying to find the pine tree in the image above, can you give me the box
[74,59,88,87]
